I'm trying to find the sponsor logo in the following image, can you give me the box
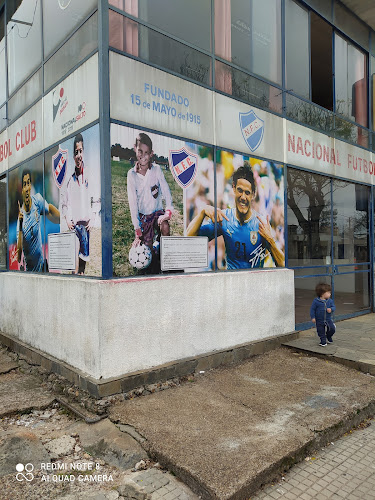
[52,148,68,189]
[53,87,68,122]
[169,147,198,189]
[239,109,264,152]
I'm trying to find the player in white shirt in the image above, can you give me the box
[127,133,173,271]
[62,133,91,275]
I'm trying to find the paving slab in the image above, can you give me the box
[283,314,375,376]
[0,350,19,374]
[68,418,148,470]
[109,348,375,499]
[0,371,55,417]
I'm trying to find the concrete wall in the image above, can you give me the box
[0,269,295,381]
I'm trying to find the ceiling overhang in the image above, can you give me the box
[340,0,375,31]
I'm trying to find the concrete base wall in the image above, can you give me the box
[0,269,295,382]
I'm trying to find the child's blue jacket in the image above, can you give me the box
[310,298,336,322]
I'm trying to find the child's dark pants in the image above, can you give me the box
[316,320,336,344]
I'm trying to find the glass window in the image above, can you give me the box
[215,61,282,114]
[110,0,211,52]
[0,4,5,105]
[334,1,369,50]
[335,34,368,127]
[7,0,42,95]
[311,12,333,111]
[109,11,211,86]
[0,103,6,131]
[334,272,370,316]
[215,0,282,85]
[0,175,6,270]
[8,68,41,122]
[286,94,334,132]
[287,168,332,267]
[43,0,97,57]
[285,0,309,99]
[334,115,369,148]
[294,276,332,325]
[332,180,369,264]
[304,0,332,21]
[44,13,98,92]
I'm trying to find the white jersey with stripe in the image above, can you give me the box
[127,163,173,230]
[62,170,90,224]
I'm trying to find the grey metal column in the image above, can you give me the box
[98,0,112,279]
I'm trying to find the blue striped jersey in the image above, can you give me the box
[17,194,49,272]
[198,208,270,269]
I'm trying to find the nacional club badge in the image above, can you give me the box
[169,147,198,189]
[250,231,258,245]
[52,148,68,189]
[239,109,265,152]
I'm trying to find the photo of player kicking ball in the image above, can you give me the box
[187,164,284,268]
[17,169,60,272]
[127,132,173,273]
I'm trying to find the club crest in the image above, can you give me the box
[169,147,198,189]
[52,148,68,189]
[239,109,265,152]
[250,231,258,245]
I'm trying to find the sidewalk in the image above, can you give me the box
[283,314,375,376]
[253,420,375,500]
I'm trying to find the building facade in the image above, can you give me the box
[0,0,374,393]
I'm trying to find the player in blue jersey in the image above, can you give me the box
[17,169,60,272]
[187,165,284,268]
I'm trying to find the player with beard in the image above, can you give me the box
[187,164,284,268]
[17,169,60,272]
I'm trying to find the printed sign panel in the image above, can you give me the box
[0,129,9,175]
[111,123,215,277]
[43,54,99,149]
[5,100,43,171]
[286,121,375,185]
[215,93,284,162]
[161,236,208,270]
[48,232,76,271]
[110,52,214,145]
[44,124,102,276]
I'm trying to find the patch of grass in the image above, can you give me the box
[111,160,184,277]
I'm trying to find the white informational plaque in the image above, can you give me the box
[160,236,208,271]
[48,232,76,271]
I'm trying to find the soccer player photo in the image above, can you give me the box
[187,151,285,269]
[8,158,60,272]
[111,124,214,276]
[44,124,102,276]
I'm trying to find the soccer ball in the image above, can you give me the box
[129,244,152,269]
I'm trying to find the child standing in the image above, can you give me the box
[310,283,336,346]
[127,132,173,271]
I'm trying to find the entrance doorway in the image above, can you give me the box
[287,168,372,329]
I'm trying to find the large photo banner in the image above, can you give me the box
[8,156,59,272]
[201,150,285,269]
[111,123,284,277]
[111,124,214,276]
[45,124,102,276]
